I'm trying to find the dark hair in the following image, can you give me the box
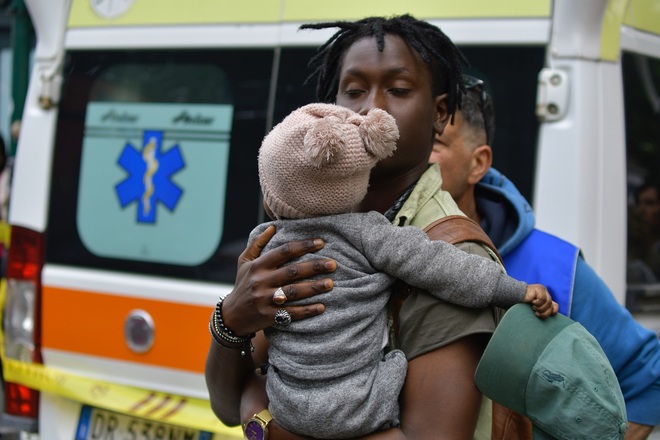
[633,180,660,205]
[300,15,469,119]
[460,84,496,146]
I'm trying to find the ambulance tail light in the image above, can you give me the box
[3,226,44,418]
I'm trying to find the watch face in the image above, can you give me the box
[89,0,135,18]
[244,420,265,440]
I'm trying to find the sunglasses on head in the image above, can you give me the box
[462,74,491,145]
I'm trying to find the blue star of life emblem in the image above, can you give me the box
[115,130,185,223]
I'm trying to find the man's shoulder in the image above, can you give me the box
[396,165,466,229]
[407,185,466,229]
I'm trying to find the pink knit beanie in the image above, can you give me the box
[259,103,399,219]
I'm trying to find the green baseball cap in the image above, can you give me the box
[475,304,628,439]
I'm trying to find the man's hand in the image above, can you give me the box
[222,225,337,336]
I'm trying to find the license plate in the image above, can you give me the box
[76,405,213,440]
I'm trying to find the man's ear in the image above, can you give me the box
[433,94,450,135]
[468,145,493,184]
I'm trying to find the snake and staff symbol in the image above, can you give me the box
[141,136,160,218]
[116,130,185,223]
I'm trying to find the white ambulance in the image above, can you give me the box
[1,0,659,438]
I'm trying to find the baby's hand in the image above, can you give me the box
[523,284,559,319]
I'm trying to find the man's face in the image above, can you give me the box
[335,35,445,181]
[430,111,477,203]
[637,186,660,230]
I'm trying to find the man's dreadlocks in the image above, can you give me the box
[300,15,469,119]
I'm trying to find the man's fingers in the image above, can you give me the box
[261,238,327,268]
[273,259,336,287]
[240,228,328,267]
[240,225,277,263]
[238,230,336,290]
[281,279,334,302]
[278,303,326,322]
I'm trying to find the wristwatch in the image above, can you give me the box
[243,409,272,440]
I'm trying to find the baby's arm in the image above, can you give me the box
[361,214,554,314]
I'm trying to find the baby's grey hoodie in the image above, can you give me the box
[253,211,526,439]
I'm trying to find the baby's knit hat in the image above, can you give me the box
[259,103,399,219]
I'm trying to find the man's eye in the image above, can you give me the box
[344,89,364,96]
[389,88,410,95]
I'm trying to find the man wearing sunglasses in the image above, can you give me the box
[430,75,660,440]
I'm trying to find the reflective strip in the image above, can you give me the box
[0,222,10,247]
[601,0,629,61]
[2,357,241,436]
[42,285,212,372]
[68,0,282,27]
[68,0,551,28]
[282,0,551,21]
[599,0,660,61]
[623,0,660,37]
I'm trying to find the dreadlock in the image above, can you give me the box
[300,15,469,120]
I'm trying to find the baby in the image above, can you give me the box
[252,103,556,439]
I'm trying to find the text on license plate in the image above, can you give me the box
[76,405,213,440]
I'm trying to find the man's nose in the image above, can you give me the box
[359,90,386,115]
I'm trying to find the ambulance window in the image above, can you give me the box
[47,49,273,283]
[622,52,660,309]
[273,48,317,124]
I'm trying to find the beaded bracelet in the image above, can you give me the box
[209,314,254,356]
[209,296,254,356]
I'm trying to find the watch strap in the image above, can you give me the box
[254,408,272,424]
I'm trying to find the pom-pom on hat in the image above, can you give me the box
[258,103,399,219]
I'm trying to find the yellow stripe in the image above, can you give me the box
[282,0,551,21]
[601,0,630,61]
[2,358,241,436]
[69,0,551,28]
[68,0,282,27]
[623,0,660,37]
[0,222,10,247]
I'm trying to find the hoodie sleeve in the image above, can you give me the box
[360,212,527,309]
[570,257,660,426]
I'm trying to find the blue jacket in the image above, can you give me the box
[478,168,660,426]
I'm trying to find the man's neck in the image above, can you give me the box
[360,163,428,214]
[456,188,481,224]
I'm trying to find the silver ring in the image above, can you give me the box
[273,287,287,305]
[274,309,292,326]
